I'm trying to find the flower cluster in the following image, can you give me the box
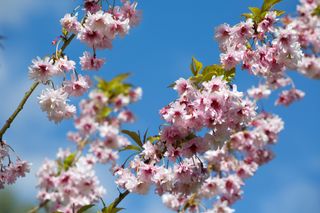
[69,80,142,165]
[28,0,140,123]
[284,0,320,79]
[0,141,31,189]
[36,75,142,210]
[114,76,284,212]
[37,149,105,213]
[216,10,305,106]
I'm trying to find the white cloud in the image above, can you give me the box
[260,181,320,213]
[0,0,73,26]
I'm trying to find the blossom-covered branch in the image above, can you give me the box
[0,0,141,190]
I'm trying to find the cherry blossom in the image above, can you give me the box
[28,57,58,83]
[38,88,76,123]
[79,51,105,71]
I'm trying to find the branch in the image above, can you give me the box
[113,190,130,208]
[104,190,130,212]
[0,33,76,142]
[27,200,49,213]
[0,81,39,141]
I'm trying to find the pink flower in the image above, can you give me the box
[38,88,76,123]
[60,14,81,34]
[78,26,104,48]
[257,11,277,34]
[247,84,271,100]
[56,56,76,74]
[221,52,241,70]
[215,24,232,43]
[36,153,106,212]
[28,57,58,82]
[275,88,305,106]
[64,75,92,97]
[129,87,143,102]
[121,1,141,26]
[13,160,31,178]
[80,51,105,71]
[84,0,101,13]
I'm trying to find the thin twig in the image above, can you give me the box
[0,32,77,142]
[0,81,39,141]
[27,200,49,213]
[112,190,130,208]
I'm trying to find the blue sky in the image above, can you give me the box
[0,0,320,212]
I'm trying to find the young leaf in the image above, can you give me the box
[261,0,282,12]
[102,206,124,213]
[147,135,160,144]
[62,27,68,37]
[120,145,142,152]
[224,68,236,82]
[190,74,204,85]
[109,73,130,85]
[143,129,149,143]
[202,64,224,77]
[167,82,176,88]
[121,130,143,147]
[274,9,285,16]
[242,13,254,19]
[190,57,203,76]
[98,107,112,119]
[249,7,261,17]
[63,153,76,171]
[312,6,320,17]
[78,204,95,213]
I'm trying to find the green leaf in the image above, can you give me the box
[147,136,160,143]
[96,73,132,98]
[190,57,203,76]
[121,130,143,147]
[111,73,130,83]
[62,28,68,37]
[120,145,142,152]
[190,74,204,84]
[312,6,320,17]
[98,106,112,119]
[77,204,95,213]
[274,9,285,16]
[102,206,124,213]
[202,64,224,77]
[241,13,253,19]
[96,77,109,92]
[147,135,160,144]
[167,82,176,88]
[249,7,261,17]
[261,0,282,12]
[100,197,107,208]
[224,68,236,82]
[63,153,76,171]
[143,129,149,143]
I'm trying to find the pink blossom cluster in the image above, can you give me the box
[215,11,305,106]
[283,0,320,79]
[0,142,31,189]
[61,0,140,51]
[28,0,140,123]
[69,85,142,164]
[114,76,284,212]
[36,77,142,210]
[37,149,105,213]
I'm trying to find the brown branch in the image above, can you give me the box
[0,33,77,142]
[0,81,39,141]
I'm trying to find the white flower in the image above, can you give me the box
[28,57,58,83]
[38,88,76,123]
